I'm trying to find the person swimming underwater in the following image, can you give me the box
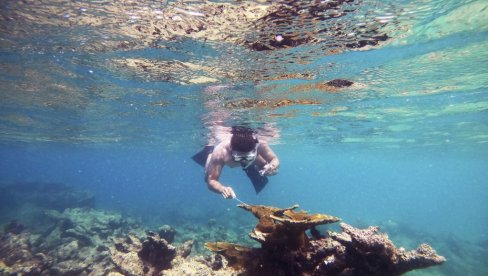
[193,126,280,199]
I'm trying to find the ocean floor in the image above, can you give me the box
[0,182,486,275]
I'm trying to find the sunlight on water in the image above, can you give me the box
[0,0,486,148]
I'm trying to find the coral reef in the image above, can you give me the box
[0,208,131,275]
[174,217,254,255]
[240,204,340,250]
[41,208,129,248]
[0,205,237,275]
[110,232,176,275]
[110,231,239,275]
[0,232,52,275]
[323,223,446,275]
[0,192,449,276]
[205,204,445,275]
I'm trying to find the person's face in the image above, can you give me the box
[231,149,257,162]
[231,146,257,168]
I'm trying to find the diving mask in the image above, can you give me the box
[231,150,257,162]
[231,143,258,169]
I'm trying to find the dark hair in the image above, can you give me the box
[231,126,258,152]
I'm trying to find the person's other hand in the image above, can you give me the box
[260,163,278,176]
[221,186,236,199]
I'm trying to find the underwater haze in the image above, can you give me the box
[1,0,488,275]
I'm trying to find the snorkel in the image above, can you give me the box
[240,159,254,169]
[238,150,257,169]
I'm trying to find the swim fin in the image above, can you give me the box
[243,165,268,194]
[191,146,214,167]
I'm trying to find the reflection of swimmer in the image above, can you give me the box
[192,126,280,199]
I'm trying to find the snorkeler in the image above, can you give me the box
[192,126,280,199]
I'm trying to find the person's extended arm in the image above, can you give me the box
[205,154,236,199]
[258,143,280,176]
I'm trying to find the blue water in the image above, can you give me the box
[1,0,488,274]
[2,142,487,237]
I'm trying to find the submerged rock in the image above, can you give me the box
[50,259,88,275]
[111,234,172,275]
[177,240,195,259]
[340,223,446,274]
[0,182,94,213]
[223,98,320,110]
[326,79,354,88]
[0,232,52,275]
[40,208,129,251]
[3,220,24,235]
[205,204,445,275]
[158,224,176,243]
[108,229,238,275]
[55,240,79,261]
[0,207,134,275]
[138,233,176,270]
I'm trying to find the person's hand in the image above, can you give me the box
[259,163,278,176]
[221,186,236,199]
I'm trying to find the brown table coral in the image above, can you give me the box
[205,204,445,275]
[241,204,339,250]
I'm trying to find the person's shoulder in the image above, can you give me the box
[258,141,271,148]
[214,140,231,150]
[212,142,231,159]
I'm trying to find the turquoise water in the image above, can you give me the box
[1,0,488,274]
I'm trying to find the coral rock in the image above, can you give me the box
[203,254,224,271]
[164,257,238,276]
[204,242,256,270]
[110,235,147,276]
[138,233,176,269]
[326,79,354,88]
[176,240,195,258]
[0,232,52,275]
[56,240,79,260]
[328,223,446,275]
[239,204,340,250]
[3,220,24,235]
[206,204,445,275]
[50,259,88,275]
[158,224,176,243]
[224,98,320,110]
[110,233,177,275]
